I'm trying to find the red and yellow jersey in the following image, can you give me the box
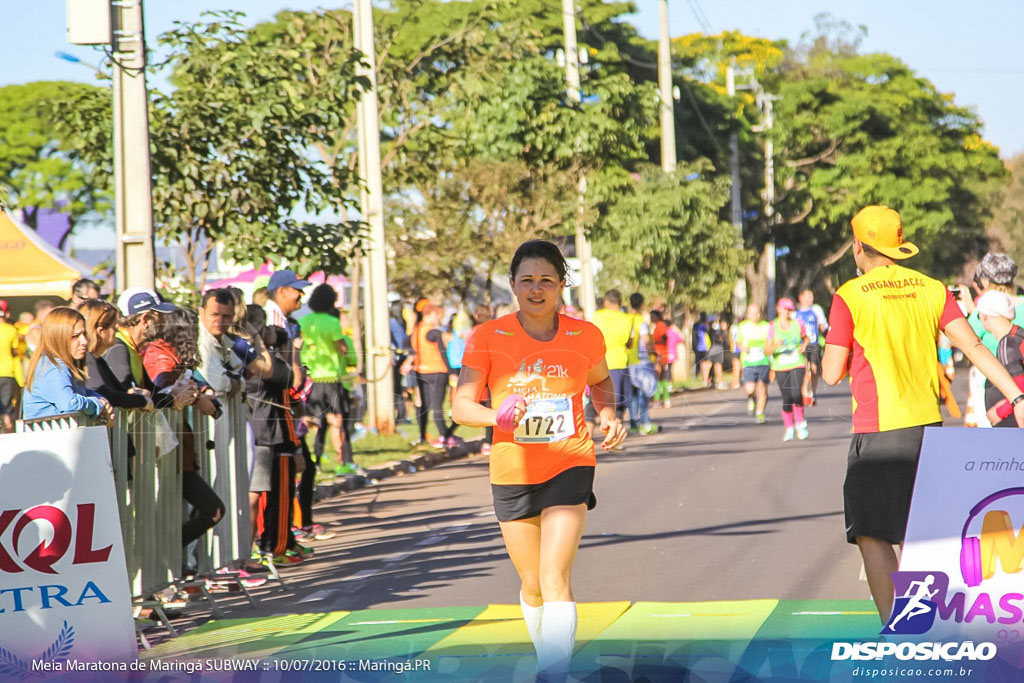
[462,313,606,485]
[826,264,963,433]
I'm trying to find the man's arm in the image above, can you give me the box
[944,318,1024,426]
[198,334,235,394]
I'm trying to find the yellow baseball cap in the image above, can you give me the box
[851,205,919,260]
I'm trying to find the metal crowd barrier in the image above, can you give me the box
[192,395,251,574]
[16,396,253,600]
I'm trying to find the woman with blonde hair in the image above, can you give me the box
[22,307,114,422]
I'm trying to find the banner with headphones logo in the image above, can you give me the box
[897,427,1024,642]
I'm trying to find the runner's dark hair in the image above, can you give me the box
[510,240,570,283]
[630,292,644,310]
[308,283,338,314]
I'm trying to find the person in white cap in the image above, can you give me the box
[976,290,1024,428]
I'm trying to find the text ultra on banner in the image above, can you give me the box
[0,426,136,665]
[900,427,1024,642]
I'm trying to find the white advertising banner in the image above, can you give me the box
[0,426,137,671]
[898,427,1024,642]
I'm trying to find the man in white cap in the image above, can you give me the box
[106,288,177,398]
[976,290,1024,428]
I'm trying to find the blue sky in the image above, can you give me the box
[7,1,1024,157]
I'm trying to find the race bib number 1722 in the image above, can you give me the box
[514,397,574,444]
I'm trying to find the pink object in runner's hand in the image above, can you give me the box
[495,395,527,432]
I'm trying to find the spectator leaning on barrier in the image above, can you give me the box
[141,308,231,574]
[0,300,24,433]
[199,289,246,397]
[106,288,178,404]
[21,307,114,423]
[821,205,1024,626]
[78,299,155,414]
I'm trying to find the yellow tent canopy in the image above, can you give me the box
[0,210,89,298]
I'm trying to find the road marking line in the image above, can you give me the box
[297,589,338,603]
[349,618,448,625]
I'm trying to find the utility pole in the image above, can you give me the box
[657,0,676,173]
[760,94,777,315]
[110,0,155,292]
[726,62,746,316]
[353,0,395,435]
[561,0,597,320]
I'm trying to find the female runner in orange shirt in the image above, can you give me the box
[452,240,627,677]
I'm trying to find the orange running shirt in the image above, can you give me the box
[462,313,606,485]
[825,263,963,434]
[412,323,448,374]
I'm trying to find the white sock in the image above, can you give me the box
[520,592,543,654]
[538,601,577,675]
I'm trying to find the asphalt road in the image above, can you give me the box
[217,374,963,620]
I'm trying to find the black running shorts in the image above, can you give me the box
[492,466,597,522]
[843,423,938,545]
[306,381,345,419]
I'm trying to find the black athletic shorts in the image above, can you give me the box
[306,381,345,420]
[0,377,16,416]
[843,423,938,545]
[706,345,725,365]
[492,466,597,522]
[805,343,822,370]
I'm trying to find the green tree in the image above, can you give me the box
[53,12,368,294]
[0,81,110,241]
[595,162,743,312]
[771,21,1006,294]
[387,158,576,304]
[985,153,1024,270]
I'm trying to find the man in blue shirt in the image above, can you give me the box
[389,295,411,422]
[795,289,828,406]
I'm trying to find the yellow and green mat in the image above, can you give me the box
[140,600,890,680]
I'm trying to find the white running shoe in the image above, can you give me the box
[783,427,795,442]
[796,422,809,440]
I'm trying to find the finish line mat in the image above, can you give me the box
[134,600,1021,682]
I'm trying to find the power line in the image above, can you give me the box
[687,0,714,34]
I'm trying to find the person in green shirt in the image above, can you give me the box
[300,285,358,471]
[736,303,771,424]
[765,298,810,442]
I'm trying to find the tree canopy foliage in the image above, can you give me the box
[10,4,1007,309]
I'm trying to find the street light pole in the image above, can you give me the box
[560,0,597,320]
[110,0,155,292]
[760,94,777,315]
[726,62,746,317]
[352,0,396,435]
[657,0,676,174]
